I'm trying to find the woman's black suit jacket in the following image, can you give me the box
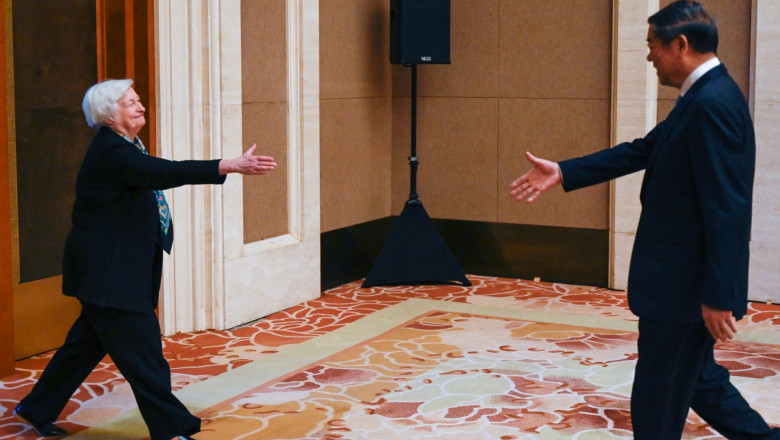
[62,126,226,312]
[558,64,755,323]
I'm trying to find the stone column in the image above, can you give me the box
[154,0,234,333]
[748,0,780,304]
[610,0,658,290]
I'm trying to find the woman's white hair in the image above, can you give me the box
[82,79,134,129]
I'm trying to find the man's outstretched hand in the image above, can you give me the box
[509,152,562,203]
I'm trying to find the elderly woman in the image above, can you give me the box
[13,79,276,439]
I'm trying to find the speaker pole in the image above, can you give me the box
[409,64,420,202]
[362,64,470,288]
[409,64,419,202]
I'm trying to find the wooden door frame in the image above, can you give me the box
[96,0,155,154]
[1,1,14,378]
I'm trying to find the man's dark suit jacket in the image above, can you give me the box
[62,126,227,312]
[559,64,755,323]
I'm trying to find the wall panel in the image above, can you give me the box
[499,0,612,99]
[242,102,289,242]
[497,98,611,229]
[319,0,393,232]
[320,0,390,100]
[320,97,392,232]
[242,0,287,103]
[391,97,498,221]
[242,0,288,242]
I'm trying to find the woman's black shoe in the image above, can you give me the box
[14,404,67,437]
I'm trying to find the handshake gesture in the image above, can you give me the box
[219,144,277,176]
[509,152,562,203]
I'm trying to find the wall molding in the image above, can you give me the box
[609,0,658,291]
[155,0,321,335]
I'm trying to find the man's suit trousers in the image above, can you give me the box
[631,318,779,439]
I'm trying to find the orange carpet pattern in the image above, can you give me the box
[0,276,778,439]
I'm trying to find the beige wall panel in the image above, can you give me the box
[497,98,610,229]
[414,0,500,98]
[320,97,393,232]
[242,0,286,103]
[242,102,289,242]
[391,64,415,98]
[699,1,751,96]
[498,0,612,99]
[242,0,288,243]
[656,0,751,101]
[391,97,498,221]
[320,0,392,100]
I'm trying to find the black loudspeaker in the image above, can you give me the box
[390,0,450,64]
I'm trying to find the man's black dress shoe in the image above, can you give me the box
[14,404,67,437]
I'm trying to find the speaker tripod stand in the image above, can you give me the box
[362,64,471,288]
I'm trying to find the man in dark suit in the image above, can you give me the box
[14,79,277,439]
[510,2,779,439]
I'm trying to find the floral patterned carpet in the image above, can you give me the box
[1,276,778,439]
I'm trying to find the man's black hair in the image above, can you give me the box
[648,1,718,54]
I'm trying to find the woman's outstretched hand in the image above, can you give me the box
[509,152,562,203]
[219,144,277,175]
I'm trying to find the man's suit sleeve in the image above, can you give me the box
[558,121,662,192]
[687,95,754,312]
